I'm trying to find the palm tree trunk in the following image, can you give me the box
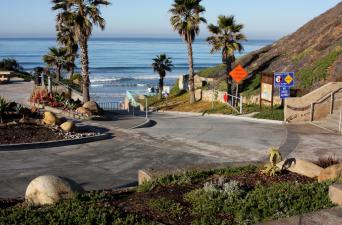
[159,77,163,100]
[226,57,233,105]
[80,39,90,103]
[186,37,195,104]
[56,66,62,82]
[68,65,75,79]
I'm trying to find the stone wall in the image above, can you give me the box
[285,82,342,123]
[201,89,282,105]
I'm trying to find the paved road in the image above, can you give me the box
[0,78,34,105]
[0,113,286,199]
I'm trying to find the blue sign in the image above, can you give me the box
[274,72,295,88]
[280,87,290,99]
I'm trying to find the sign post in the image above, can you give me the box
[229,64,248,106]
[260,74,274,110]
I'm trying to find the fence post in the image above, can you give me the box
[330,92,334,114]
[310,103,314,122]
[339,109,342,133]
[240,96,243,114]
[145,97,148,119]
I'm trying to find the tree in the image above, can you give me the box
[206,15,246,100]
[52,0,110,102]
[43,47,68,81]
[0,58,22,71]
[56,14,79,79]
[170,0,206,104]
[152,54,174,100]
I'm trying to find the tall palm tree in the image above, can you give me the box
[206,15,246,98]
[170,0,206,104]
[43,47,68,81]
[152,54,174,100]
[56,15,79,79]
[52,0,110,102]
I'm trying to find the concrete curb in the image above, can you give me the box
[131,119,153,129]
[156,111,285,125]
[0,133,111,151]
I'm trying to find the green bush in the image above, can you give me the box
[0,192,154,225]
[137,165,257,192]
[148,197,183,219]
[235,182,335,224]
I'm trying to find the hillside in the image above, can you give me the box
[202,2,342,94]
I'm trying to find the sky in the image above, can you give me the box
[0,0,340,39]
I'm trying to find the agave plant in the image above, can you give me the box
[261,147,282,176]
[0,97,9,123]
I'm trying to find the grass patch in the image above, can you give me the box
[197,64,226,78]
[253,105,284,121]
[298,45,342,89]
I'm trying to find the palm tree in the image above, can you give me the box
[169,0,206,104]
[152,54,174,100]
[206,15,246,99]
[43,47,68,81]
[56,15,79,79]
[52,0,110,102]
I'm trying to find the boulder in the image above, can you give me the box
[25,175,84,205]
[83,101,100,114]
[318,164,342,182]
[277,158,323,178]
[76,107,92,116]
[60,121,75,132]
[329,184,342,205]
[43,112,59,126]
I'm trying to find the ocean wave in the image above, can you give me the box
[90,75,179,83]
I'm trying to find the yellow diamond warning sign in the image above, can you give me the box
[285,75,293,84]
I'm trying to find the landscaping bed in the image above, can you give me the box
[0,123,99,145]
[0,165,336,225]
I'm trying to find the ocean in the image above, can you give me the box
[0,38,273,102]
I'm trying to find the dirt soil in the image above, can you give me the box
[0,124,64,144]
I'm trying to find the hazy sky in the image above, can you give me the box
[0,0,340,39]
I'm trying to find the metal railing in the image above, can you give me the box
[98,101,123,111]
[226,93,243,114]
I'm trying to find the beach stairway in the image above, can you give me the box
[312,110,342,133]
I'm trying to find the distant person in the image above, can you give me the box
[151,87,155,93]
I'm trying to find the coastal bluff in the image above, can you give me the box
[236,2,342,93]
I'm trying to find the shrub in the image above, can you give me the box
[184,181,243,224]
[235,182,335,224]
[315,155,341,168]
[0,193,154,225]
[148,197,183,219]
[0,97,9,123]
[137,165,257,192]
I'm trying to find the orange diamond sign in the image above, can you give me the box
[229,64,248,84]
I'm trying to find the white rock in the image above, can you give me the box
[25,175,84,205]
[277,158,323,178]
